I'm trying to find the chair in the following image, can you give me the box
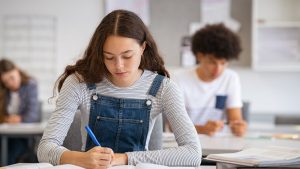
[63,111,163,151]
[63,111,82,151]
[274,115,300,125]
[148,114,163,150]
[37,101,43,122]
[241,101,250,122]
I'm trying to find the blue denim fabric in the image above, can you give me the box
[85,75,164,153]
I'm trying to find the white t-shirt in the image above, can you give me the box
[7,91,20,115]
[173,67,242,125]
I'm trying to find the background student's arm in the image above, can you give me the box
[125,79,202,166]
[226,72,247,136]
[195,120,224,136]
[22,80,40,123]
[4,114,22,123]
[227,108,247,136]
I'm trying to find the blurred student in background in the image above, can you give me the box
[174,24,247,137]
[0,58,39,164]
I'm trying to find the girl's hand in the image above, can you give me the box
[84,147,114,169]
[61,147,114,169]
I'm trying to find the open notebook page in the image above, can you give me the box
[3,163,84,169]
[4,163,53,169]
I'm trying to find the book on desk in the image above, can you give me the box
[205,146,300,168]
[2,163,84,169]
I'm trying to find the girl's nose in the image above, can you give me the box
[115,58,124,69]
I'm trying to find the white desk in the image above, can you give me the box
[0,122,46,166]
[163,124,300,156]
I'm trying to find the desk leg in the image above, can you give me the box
[1,136,8,166]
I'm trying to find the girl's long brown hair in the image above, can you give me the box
[56,9,169,92]
[0,58,30,122]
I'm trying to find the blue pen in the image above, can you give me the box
[85,125,101,146]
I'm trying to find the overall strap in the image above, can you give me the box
[148,74,165,97]
[86,83,96,90]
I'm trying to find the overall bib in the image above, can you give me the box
[85,75,164,153]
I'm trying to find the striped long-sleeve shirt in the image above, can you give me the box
[37,70,202,166]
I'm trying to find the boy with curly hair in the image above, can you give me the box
[174,24,247,137]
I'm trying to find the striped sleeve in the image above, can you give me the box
[126,79,202,166]
[37,75,82,165]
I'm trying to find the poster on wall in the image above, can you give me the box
[105,0,150,26]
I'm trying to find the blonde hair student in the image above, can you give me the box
[37,10,201,169]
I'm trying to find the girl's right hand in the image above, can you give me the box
[83,147,114,169]
[61,147,114,169]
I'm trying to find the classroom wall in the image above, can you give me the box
[0,0,299,118]
[0,0,103,75]
[0,0,103,112]
[149,0,252,67]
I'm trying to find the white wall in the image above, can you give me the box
[0,0,103,74]
[0,0,103,113]
[234,68,300,115]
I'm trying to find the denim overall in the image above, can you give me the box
[85,75,164,153]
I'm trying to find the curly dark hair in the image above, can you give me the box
[56,9,169,92]
[191,24,242,60]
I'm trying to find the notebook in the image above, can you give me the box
[205,146,300,167]
[109,163,195,169]
[3,163,195,169]
[3,163,84,169]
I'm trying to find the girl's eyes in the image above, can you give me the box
[123,55,133,59]
[104,55,133,60]
[104,56,114,60]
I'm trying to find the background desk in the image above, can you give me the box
[0,122,46,166]
[163,124,300,156]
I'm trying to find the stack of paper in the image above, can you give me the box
[206,146,300,167]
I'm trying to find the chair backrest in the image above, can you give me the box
[63,111,163,151]
[241,101,250,122]
[148,114,163,150]
[63,111,82,151]
[35,101,43,122]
